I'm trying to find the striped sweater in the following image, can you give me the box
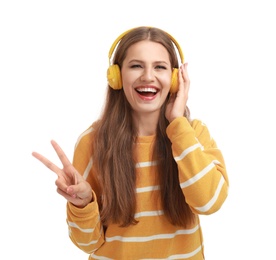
[66,117,229,259]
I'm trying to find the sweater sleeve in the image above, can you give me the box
[166,117,229,215]
[66,125,105,254]
[66,197,105,254]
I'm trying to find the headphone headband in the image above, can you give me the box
[108,26,184,65]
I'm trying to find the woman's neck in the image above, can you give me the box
[132,111,160,136]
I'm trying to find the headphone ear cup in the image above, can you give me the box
[170,68,179,93]
[107,64,122,90]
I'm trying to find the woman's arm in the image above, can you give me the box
[167,117,229,215]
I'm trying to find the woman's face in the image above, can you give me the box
[121,40,172,116]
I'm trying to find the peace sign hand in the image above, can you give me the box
[32,140,93,208]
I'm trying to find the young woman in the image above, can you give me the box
[32,26,229,259]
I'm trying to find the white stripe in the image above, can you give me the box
[195,137,204,150]
[141,244,203,259]
[136,161,158,168]
[174,143,201,162]
[105,225,199,243]
[71,225,103,248]
[90,254,113,260]
[195,175,226,212]
[134,210,164,218]
[69,225,102,249]
[74,126,94,149]
[180,161,217,188]
[136,185,160,193]
[92,245,202,260]
[68,217,101,234]
[67,221,95,233]
[77,238,99,246]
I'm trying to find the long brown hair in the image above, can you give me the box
[92,27,194,227]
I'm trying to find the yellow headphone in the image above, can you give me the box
[106,27,184,93]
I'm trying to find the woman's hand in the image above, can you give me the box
[165,63,190,122]
[32,140,93,208]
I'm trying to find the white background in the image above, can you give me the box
[1,0,275,259]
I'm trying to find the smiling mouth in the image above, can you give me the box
[135,87,159,97]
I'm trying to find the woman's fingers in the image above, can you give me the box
[50,140,72,169]
[32,140,77,185]
[183,63,190,83]
[181,63,190,96]
[32,141,92,206]
[57,181,93,207]
[178,63,189,87]
[182,63,190,82]
[32,151,62,176]
[50,140,78,184]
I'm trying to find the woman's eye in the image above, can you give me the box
[130,64,142,68]
[156,65,167,70]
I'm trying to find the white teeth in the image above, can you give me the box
[136,87,157,93]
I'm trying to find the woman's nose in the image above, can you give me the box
[140,68,154,82]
